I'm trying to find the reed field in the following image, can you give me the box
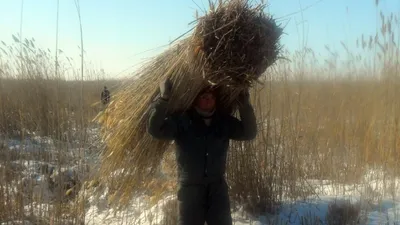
[1,0,400,224]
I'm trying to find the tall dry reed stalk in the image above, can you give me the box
[0,36,116,224]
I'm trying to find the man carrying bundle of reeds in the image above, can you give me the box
[147,79,257,225]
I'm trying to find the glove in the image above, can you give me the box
[238,89,250,105]
[159,78,172,100]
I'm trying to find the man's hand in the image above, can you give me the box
[237,89,250,106]
[159,78,172,100]
[148,78,177,140]
[228,89,257,140]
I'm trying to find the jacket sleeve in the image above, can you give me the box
[147,98,177,140]
[227,103,257,141]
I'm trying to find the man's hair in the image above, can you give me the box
[198,86,217,96]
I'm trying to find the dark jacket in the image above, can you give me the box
[147,98,257,184]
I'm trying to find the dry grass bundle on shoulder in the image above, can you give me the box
[93,0,282,209]
[194,0,281,87]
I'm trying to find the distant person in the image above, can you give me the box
[101,86,111,105]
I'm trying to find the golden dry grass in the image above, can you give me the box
[94,0,282,209]
[0,37,117,224]
[1,0,400,223]
[2,53,400,222]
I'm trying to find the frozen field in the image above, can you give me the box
[1,126,400,225]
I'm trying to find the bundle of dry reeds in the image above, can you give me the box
[93,0,282,208]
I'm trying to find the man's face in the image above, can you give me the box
[195,91,216,112]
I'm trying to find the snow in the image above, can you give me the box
[1,221,33,225]
[81,175,400,225]
[2,129,400,225]
[85,195,177,225]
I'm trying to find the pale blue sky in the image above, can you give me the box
[0,0,399,78]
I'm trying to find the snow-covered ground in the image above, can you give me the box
[82,172,400,225]
[1,127,400,225]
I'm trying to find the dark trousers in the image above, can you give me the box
[177,178,232,225]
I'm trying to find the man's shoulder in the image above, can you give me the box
[170,110,189,121]
[170,111,191,130]
[215,110,236,122]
